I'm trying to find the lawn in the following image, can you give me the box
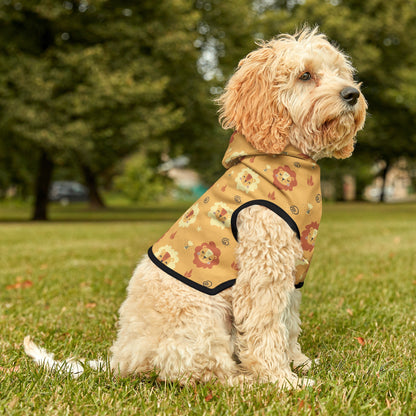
[0,202,415,415]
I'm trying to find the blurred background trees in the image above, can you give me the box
[0,0,415,219]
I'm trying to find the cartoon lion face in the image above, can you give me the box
[193,241,221,269]
[301,222,319,252]
[154,245,179,269]
[273,166,297,191]
[235,168,260,194]
[208,202,233,229]
[179,203,199,228]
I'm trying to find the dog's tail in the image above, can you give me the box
[23,336,106,378]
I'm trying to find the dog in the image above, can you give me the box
[25,27,366,388]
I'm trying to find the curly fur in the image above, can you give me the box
[25,27,366,389]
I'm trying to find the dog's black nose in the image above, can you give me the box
[340,87,360,106]
[339,87,360,105]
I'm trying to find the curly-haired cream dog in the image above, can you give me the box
[25,28,366,388]
[109,28,366,387]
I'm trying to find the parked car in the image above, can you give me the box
[49,181,89,205]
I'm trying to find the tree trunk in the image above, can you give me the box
[32,150,54,221]
[80,163,106,209]
[379,160,390,203]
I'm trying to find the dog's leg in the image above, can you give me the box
[110,261,167,377]
[285,289,316,373]
[149,284,241,385]
[110,259,240,384]
[232,205,314,388]
[151,296,241,385]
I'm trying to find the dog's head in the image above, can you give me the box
[218,27,367,160]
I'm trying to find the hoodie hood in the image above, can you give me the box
[222,132,313,169]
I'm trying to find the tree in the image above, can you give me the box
[0,0,258,217]
[0,1,194,219]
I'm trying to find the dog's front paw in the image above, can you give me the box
[299,377,315,388]
[293,355,319,373]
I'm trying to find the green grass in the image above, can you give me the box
[1,202,415,415]
[0,199,191,222]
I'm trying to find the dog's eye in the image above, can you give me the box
[299,72,312,81]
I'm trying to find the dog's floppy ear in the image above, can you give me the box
[218,44,292,154]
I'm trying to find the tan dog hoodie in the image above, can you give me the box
[149,132,322,295]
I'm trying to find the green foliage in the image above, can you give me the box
[114,153,171,203]
[0,1,189,170]
[0,0,257,204]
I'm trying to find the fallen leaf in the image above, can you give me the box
[6,280,33,290]
[346,308,353,316]
[354,274,364,281]
[6,284,17,290]
[412,281,416,285]
[355,337,366,346]
[85,303,97,309]
[204,390,213,402]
